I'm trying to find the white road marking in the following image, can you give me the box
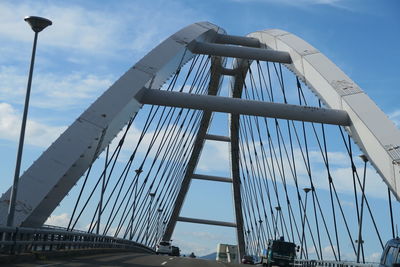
[37,264,63,267]
[161,261,168,265]
[169,257,174,260]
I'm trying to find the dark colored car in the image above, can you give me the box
[242,255,255,264]
[171,246,180,256]
[262,239,297,267]
[380,238,400,267]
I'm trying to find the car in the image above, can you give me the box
[242,255,255,264]
[380,238,400,267]
[171,246,180,256]
[188,252,196,258]
[156,241,172,255]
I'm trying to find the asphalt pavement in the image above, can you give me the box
[4,252,246,266]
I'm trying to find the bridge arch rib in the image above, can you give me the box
[246,29,400,200]
[0,22,225,227]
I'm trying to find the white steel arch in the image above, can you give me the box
[246,29,400,200]
[0,22,225,227]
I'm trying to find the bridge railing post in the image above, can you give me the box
[49,233,54,251]
[42,233,47,251]
[33,231,38,251]
[79,233,82,249]
[1,228,11,254]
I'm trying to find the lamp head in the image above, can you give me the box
[303,188,312,193]
[24,16,52,33]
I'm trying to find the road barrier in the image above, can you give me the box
[295,259,379,267]
[0,225,154,255]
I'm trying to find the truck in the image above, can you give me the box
[261,239,297,267]
[379,238,400,267]
[216,243,238,263]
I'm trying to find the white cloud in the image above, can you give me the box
[197,141,230,173]
[81,222,126,238]
[231,0,346,7]
[238,141,389,199]
[172,229,236,256]
[366,251,381,263]
[279,0,343,5]
[180,231,231,242]
[0,2,125,53]
[106,121,231,175]
[0,66,112,110]
[110,119,389,200]
[0,102,66,147]
[0,1,200,55]
[307,245,338,260]
[45,213,70,228]
[173,238,215,256]
[340,200,355,209]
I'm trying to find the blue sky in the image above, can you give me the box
[0,0,399,259]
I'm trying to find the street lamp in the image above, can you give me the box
[156,208,163,244]
[356,154,368,263]
[146,192,155,244]
[7,16,52,227]
[300,187,312,259]
[275,206,282,240]
[256,219,263,256]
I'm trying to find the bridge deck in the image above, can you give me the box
[5,252,243,267]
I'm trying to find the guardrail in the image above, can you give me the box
[0,226,155,255]
[295,259,379,267]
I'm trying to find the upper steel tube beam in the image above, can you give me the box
[177,216,237,228]
[137,89,350,126]
[204,134,231,142]
[214,33,260,47]
[192,173,233,183]
[219,67,239,76]
[188,41,292,64]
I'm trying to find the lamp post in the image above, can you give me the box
[157,208,163,244]
[146,192,155,245]
[7,16,52,227]
[300,187,312,259]
[356,154,368,263]
[275,206,282,239]
[257,219,262,255]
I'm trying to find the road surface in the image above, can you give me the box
[6,252,245,266]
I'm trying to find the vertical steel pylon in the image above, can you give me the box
[162,56,249,261]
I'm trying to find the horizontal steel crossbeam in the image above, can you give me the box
[188,41,292,64]
[214,33,260,47]
[137,89,351,126]
[219,66,239,76]
[204,134,231,142]
[177,216,236,228]
[192,173,233,183]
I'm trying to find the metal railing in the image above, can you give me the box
[295,259,379,267]
[0,226,154,255]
